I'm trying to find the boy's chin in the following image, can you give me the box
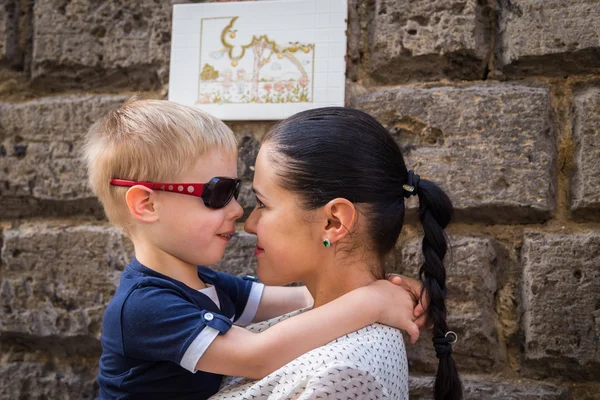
[197,253,226,267]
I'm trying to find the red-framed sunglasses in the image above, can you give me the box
[109,177,241,209]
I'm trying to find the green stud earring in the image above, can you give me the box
[323,238,331,247]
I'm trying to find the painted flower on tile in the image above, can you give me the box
[197,16,315,104]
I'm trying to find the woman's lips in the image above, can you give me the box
[254,245,264,256]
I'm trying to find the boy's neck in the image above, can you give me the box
[133,242,207,290]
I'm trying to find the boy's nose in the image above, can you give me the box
[228,197,244,220]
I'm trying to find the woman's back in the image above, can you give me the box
[212,310,409,400]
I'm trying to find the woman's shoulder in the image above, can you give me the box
[331,323,406,352]
[343,322,406,340]
[246,314,408,379]
[213,320,409,400]
[330,323,407,365]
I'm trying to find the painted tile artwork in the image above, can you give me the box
[198,16,315,105]
[169,0,347,120]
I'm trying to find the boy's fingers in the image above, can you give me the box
[390,276,403,285]
[414,314,430,331]
[414,286,431,317]
[414,303,425,317]
[407,322,420,344]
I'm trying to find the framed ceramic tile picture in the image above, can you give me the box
[169,0,347,120]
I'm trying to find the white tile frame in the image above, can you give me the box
[169,0,347,121]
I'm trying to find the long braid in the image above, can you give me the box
[410,173,462,400]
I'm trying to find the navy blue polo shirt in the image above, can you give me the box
[97,258,263,399]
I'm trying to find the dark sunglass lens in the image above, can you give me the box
[210,178,237,208]
[233,180,241,200]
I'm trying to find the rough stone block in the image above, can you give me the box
[409,375,569,399]
[0,1,19,65]
[397,236,503,373]
[497,0,600,76]
[235,134,260,219]
[356,84,556,223]
[572,87,600,214]
[236,181,257,221]
[31,0,187,90]
[0,2,9,63]
[0,222,132,338]
[369,0,491,83]
[0,0,31,69]
[522,230,600,379]
[0,361,97,399]
[0,94,127,218]
[236,135,260,183]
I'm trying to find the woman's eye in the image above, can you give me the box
[255,197,265,209]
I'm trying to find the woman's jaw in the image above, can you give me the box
[253,238,380,309]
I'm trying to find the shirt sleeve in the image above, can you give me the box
[198,267,265,324]
[233,282,264,326]
[120,285,233,373]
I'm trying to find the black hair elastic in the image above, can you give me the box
[403,170,421,198]
[433,331,457,359]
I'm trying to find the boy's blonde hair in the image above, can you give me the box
[82,97,237,231]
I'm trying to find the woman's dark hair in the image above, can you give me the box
[262,107,462,400]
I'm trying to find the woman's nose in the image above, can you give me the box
[244,208,258,234]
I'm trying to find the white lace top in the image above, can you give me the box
[210,309,409,400]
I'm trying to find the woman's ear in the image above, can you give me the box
[125,186,159,223]
[322,198,357,244]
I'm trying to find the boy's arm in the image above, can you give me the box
[252,286,313,322]
[195,280,418,379]
[253,275,430,327]
[208,270,312,324]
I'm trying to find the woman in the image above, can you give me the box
[212,107,462,399]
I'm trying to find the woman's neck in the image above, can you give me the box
[306,259,380,308]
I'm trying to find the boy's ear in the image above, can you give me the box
[322,198,357,244]
[125,186,159,222]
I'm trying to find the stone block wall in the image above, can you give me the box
[0,0,599,398]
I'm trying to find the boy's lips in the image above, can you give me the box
[217,231,236,240]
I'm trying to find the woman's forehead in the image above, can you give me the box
[253,145,273,175]
[253,145,292,199]
[252,147,272,188]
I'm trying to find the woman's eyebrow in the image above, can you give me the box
[251,186,267,198]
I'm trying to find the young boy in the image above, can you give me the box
[83,98,421,399]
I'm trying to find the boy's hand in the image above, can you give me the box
[367,280,420,344]
[387,273,431,331]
